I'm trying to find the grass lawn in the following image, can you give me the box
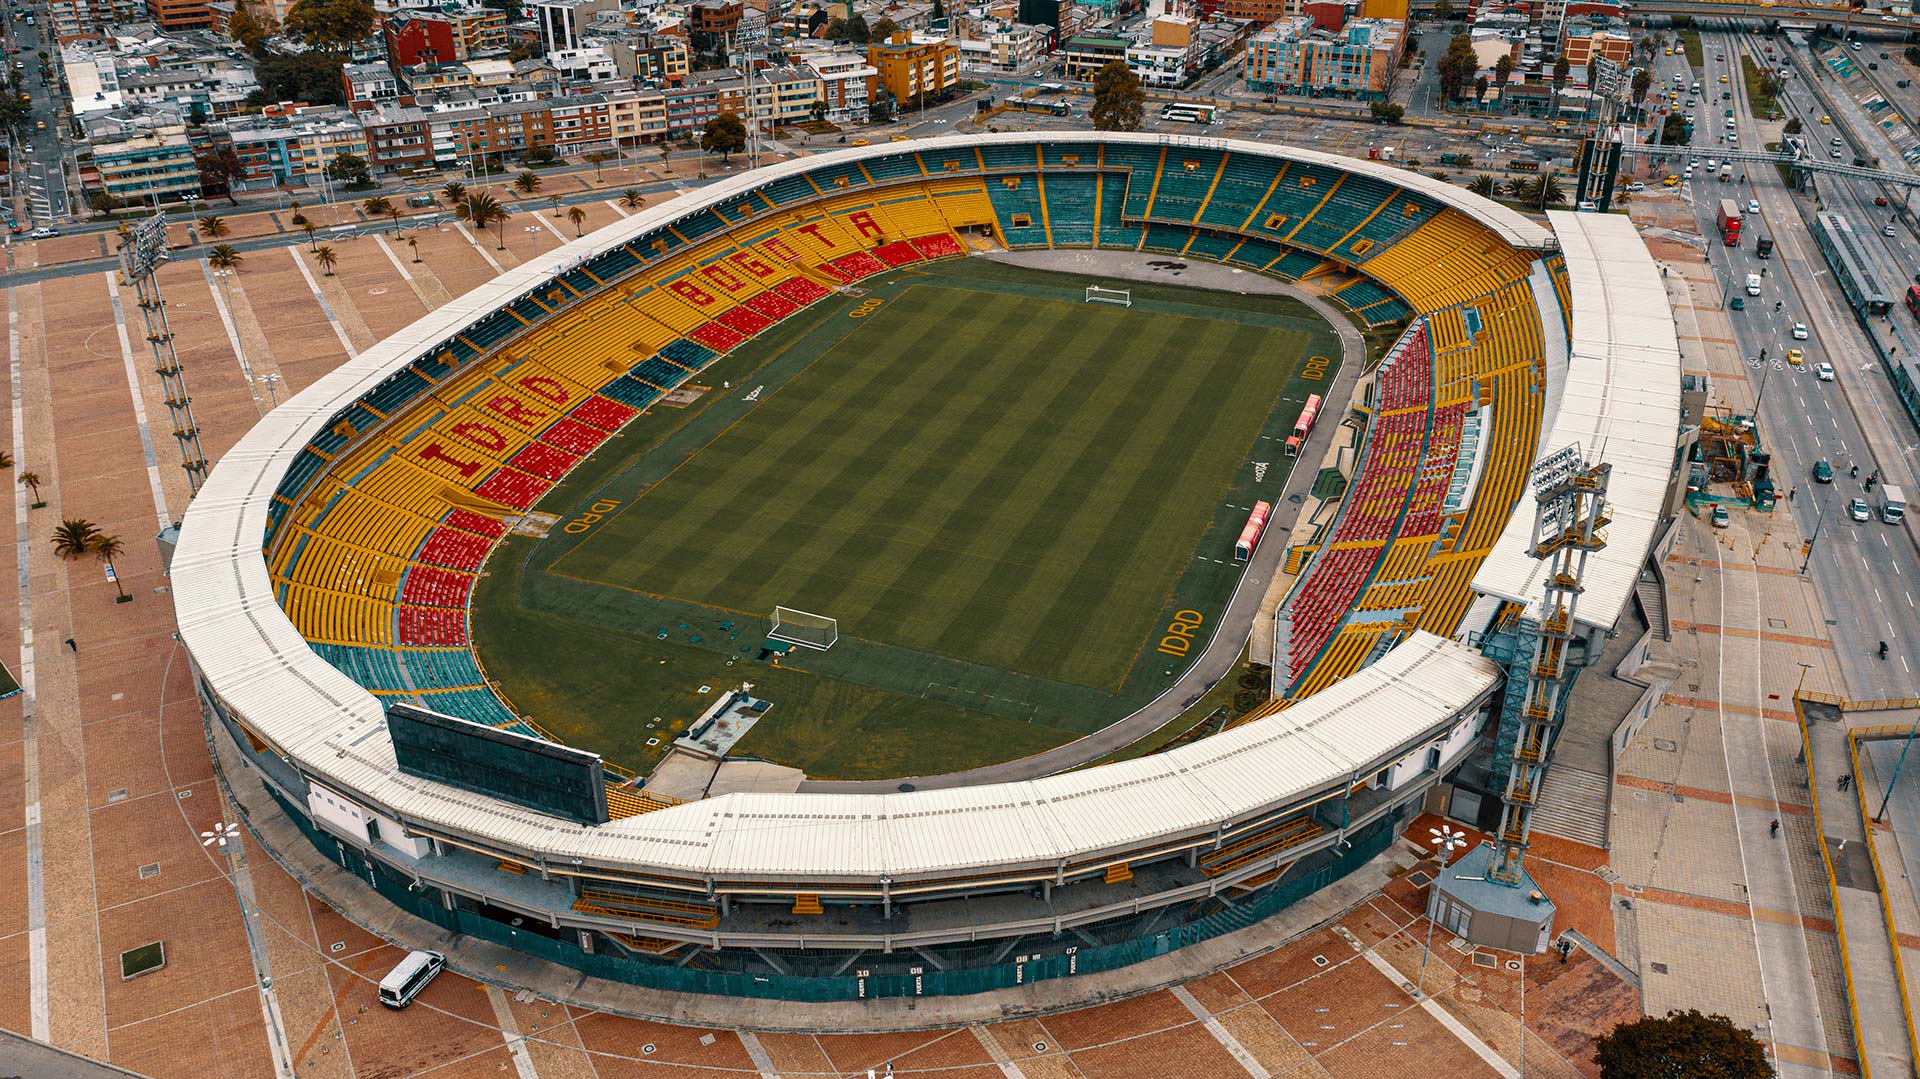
[1680,30,1703,69]
[476,260,1335,779]
[555,282,1297,691]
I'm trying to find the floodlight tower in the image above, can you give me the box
[118,212,208,496]
[1490,447,1610,887]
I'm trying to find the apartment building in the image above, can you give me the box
[47,0,146,37]
[1060,32,1126,79]
[662,66,747,136]
[146,0,216,31]
[607,33,689,84]
[382,5,509,67]
[1242,15,1404,99]
[866,33,959,104]
[800,49,876,122]
[90,123,201,203]
[527,0,619,55]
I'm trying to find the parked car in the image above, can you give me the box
[1816,362,1835,382]
[1814,458,1834,483]
[1849,497,1872,522]
[28,226,54,238]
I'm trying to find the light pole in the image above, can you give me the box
[1875,714,1920,824]
[261,373,280,409]
[525,224,543,252]
[1417,823,1468,997]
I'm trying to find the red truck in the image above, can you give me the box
[1718,200,1743,247]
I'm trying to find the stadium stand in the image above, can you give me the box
[181,134,1599,994]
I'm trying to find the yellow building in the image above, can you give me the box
[866,33,960,105]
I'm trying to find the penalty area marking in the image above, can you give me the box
[922,683,1040,719]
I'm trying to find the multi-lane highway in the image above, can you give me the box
[1663,29,1920,697]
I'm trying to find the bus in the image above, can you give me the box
[1007,98,1071,116]
[1906,284,1920,323]
[1284,393,1323,457]
[1160,102,1217,125]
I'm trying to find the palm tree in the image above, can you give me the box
[197,214,229,241]
[441,180,468,207]
[1535,170,1565,210]
[52,519,100,561]
[407,236,421,263]
[313,245,339,276]
[93,533,128,602]
[456,191,510,250]
[1427,170,1450,183]
[549,194,563,216]
[586,150,613,180]
[0,449,11,469]
[388,206,405,233]
[361,195,393,223]
[19,470,42,508]
[619,188,644,210]
[657,143,672,173]
[301,219,319,251]
[1504,176,1533,200]
[567,205,587,236]
[1467,174,1498,198]
[207,243,243,271]
[513,170,542,197]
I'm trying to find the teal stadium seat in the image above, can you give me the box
[1044,174,1098,246]
[1197,153,1281,231]
[987,174,1048,247]
[1146,149,1223,222]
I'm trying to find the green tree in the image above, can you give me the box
[618,188,644,209]
[700,112,748,161]
[1370,100,1405,123]
[586,150,612,180]
[325,152,371,188]
[1090,59,1144,131]
[1438,34,1478,100]
[1593,1010,1771,1079]
[1474,74,1489,103]
[1432,0,1452,19]
[512,169,543,196]
[198,214,230,240]
[187,101,208,127]
[441,179,467,206]
[302,219,320,249]
[1504,175,1532,199]
[1467,174,1498,197]
[228,3,267,52]
[1661,112,1689,144]
[1535,169,1564,209]
[871,15,897,39]
[868,90,894,123]
[196,147,248,204]
[567,205,587,236]
[87,191,122,217]
[313,244,338,276]
[207,243,243,272]
[19,470,43,508]
[283,0,374,50]
[52,519,101,562]
[1493,53,1516,105]
[92,533,128,602]
[1552,53,1570,91]
[360,194,391,222]
[845,13,871,41]
[248,52,347,106]
[1631,67,1652,111]
[1783,116,1803,135]
[456,190,510,249]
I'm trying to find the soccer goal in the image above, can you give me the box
[769,606,839,651]
[1084,285,1132,307]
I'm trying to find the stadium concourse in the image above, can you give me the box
[157,131,1690,1003]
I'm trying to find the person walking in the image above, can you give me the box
[1770,818,1780,837]
[64,637,76,653]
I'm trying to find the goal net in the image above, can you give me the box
[1084,285,1132,307]
[769,606,839,651]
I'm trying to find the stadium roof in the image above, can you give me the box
[171,132,1527,882]
[1470,210,1681,633]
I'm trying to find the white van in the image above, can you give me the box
[1745,273,1762,296]
[378,950,445,1008]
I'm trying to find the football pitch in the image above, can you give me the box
[474,260,1340,778]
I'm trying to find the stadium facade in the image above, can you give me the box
[173,132,1681,999]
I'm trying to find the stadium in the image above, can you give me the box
[171,130,1681,1001]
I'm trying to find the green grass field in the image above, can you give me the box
[473,260,1338,779]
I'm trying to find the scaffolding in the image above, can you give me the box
[118,213,208,496]
[1490,447,1610,887]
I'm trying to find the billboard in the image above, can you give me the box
[386,701,609,826]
